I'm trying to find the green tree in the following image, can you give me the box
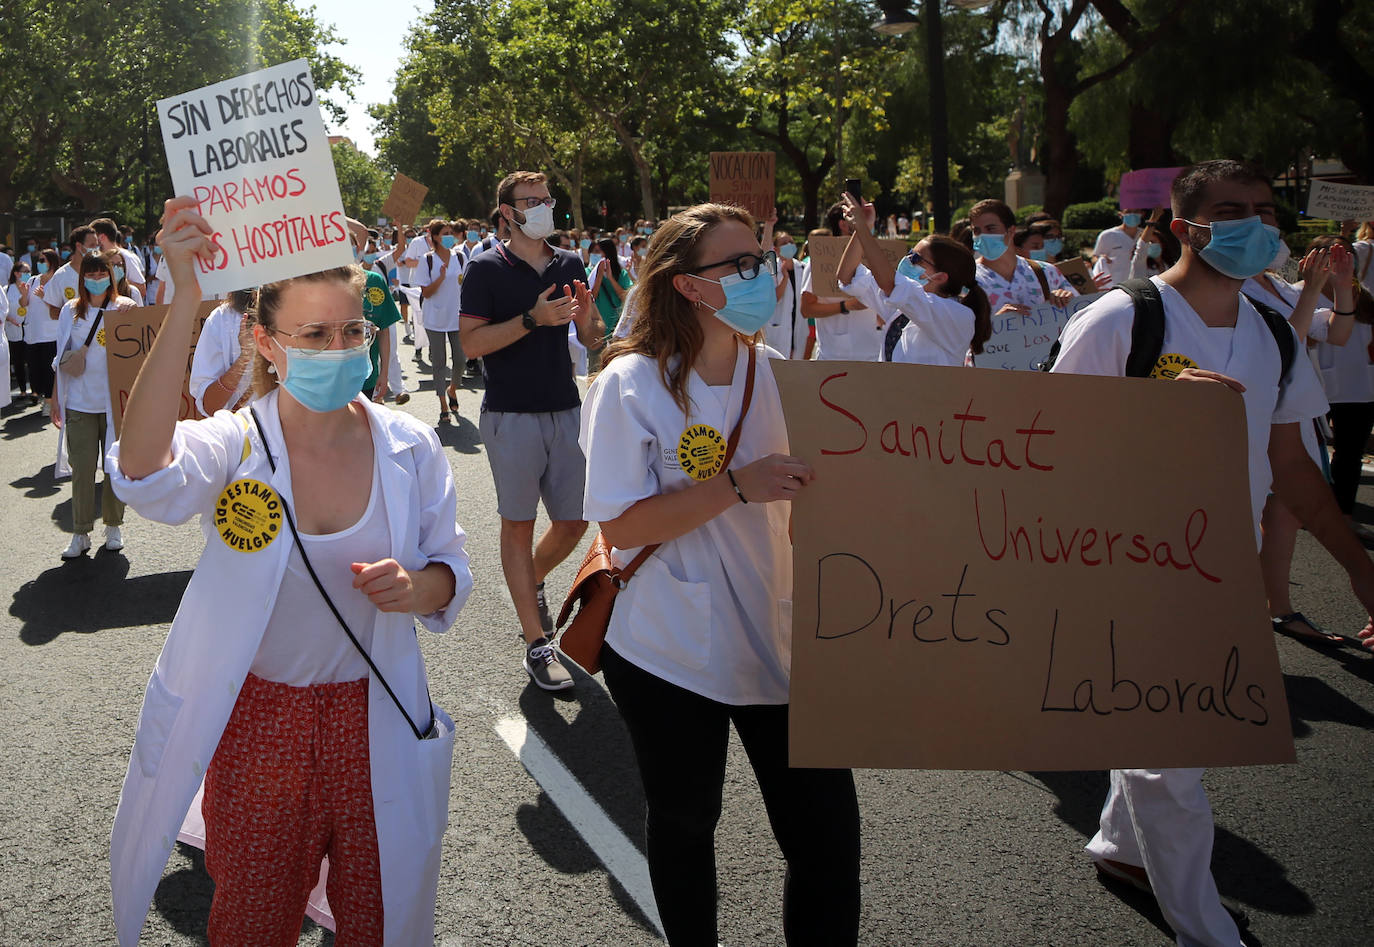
[331,141,392,223]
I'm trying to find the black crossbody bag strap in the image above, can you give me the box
[249,408,434,740]
[81,310,104,348]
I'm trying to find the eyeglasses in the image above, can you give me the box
[692,250,778,281]
[509,196,556,209]
[907,252,935,269]
[271,320,376,353]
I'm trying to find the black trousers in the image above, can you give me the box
[1327,401,1374,514]
[601,645,861,947]
[9,339,28,393]
[26,340,55,398]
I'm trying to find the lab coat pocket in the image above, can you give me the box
[414,704,456,841]
[132,670,184,779]
[627,556,712,671]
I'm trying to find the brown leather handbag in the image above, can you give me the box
[556,345,757,673]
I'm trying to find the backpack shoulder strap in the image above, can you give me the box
[1028,258,1052,303]
[1242,293,1297,382]
[1117,278,1166,378]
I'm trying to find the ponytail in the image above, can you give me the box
[924,234,992,354]
[963,284,992,354]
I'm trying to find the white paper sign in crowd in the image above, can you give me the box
[156,59,353,296]
[1306,181,1374,222]
[982,292,1103,371]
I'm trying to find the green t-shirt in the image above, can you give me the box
[593,268,633,333]
[362,270,401,391]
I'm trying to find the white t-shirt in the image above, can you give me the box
[5,284,25,343]
[1092,226,1139,287]
[25,277,60,343]
[765,261,806,358]
[401,234,431,284]
[413,250,464,332]
[42,262,81,316]
[1051,276,1329,543]
[58,303,112,414]
[189,302,248,416]
[977,256,1076,313]
[1243,274,1330,465]
[800,263,883,361]
[580,343,794,705]
[1354,240,1374,295]
[0,251,11,286]
[251,450,388,686]
[1315,321,1374,405]
[843,266,973,366]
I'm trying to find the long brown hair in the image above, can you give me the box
[247,265,367,396]
[601,203,757,411]
[74,253,114,320]
[923,234,993,353]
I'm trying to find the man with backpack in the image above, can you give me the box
[1051,159,1374,946]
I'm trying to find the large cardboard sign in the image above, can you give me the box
[805,236,910,298]
[774,360,1294,771]
[1118,167,1183,210]
[983,291,1102,371]
[709,152,775,220]
[381,172,429,225]
[1306,181,1374,221]
[1054,256,1094,295]
[106,302,218,436]
[157,59,353,296]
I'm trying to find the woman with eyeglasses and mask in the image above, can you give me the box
[107,196,471,947]
[836,194,992,365]
[52,253,136,557]
[581,203,861,946]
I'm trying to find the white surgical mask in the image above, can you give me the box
[518,204,555,241]
[1269,241,1291,272]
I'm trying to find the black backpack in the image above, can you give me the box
[1039,278,1295,380]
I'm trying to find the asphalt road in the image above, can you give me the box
[2,342,1372,946]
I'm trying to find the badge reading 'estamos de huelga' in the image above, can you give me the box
[1151,352,1198,380]
[214,478,283,552]
[677,423,727,481]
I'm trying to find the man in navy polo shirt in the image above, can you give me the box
[460,170,604,691]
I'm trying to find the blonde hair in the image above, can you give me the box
[248,265,367,396]
[600,203,757,411]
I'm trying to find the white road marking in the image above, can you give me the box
[494,715,666,939]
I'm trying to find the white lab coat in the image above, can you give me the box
[106,390,473,947]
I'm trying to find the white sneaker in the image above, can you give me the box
[61,533,91,559]
[41,401,51,417]
[104,526,124,551]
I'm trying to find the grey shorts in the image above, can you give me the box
[479,407,587,522]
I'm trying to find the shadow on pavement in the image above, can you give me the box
[9,462,63,499]
[10,554,191,645]
[1027,770,1314,919]
[1,403,48,440]
[1283,673,1374,730]
[435,415,482,454]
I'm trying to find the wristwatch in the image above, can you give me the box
[521,310,537,330]
[838,300,849,314]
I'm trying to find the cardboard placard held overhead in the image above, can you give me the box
[157,59,353,296]
[709,151,775,220]
[1117,167,1183,211]
[983,291,1103,371]
[773,360,1294,771]
[805,235,910,298]
[380,173,429,225]
[1054,256,1094,295]
[106,302,219,437]
[1305,181,1374,221]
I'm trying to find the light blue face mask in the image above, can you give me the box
[1122,213,1143,228]
[440,235,457,249]
[1146,242,1163,260]
[274,340,372,413]
[690,263,778,334]
[466,230,479,242]
[779,243,797,259]
[61,250,71,260]
[84,276,111,295]
[37,262,49,275]
[896,256,929,285]
[112,265,125,284]
[1029,248,1049,262]
[1043,238,1064,257]
[579,239,592,249]
[972,233,1007,261]
[1180,215,1281,280]
[363,252,379,263]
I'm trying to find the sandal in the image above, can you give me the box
[437,411,451,425]
[1271,612,1354,648]
[447,387,460,413]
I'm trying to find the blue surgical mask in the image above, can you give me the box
[1181,215,1282,280]
[440,235,457,249]
[84,276,111,295]
[153,246,162,256]
[363,252,379,263]
[973,233,1007,261]
[1043,238,1063,257]
[896,256,929,285]
[26,243,35,252]
[112,265,125,284]
[61,250,71,260]
[466,230,479,242]
[579,239,592,249]
[1146,243,1163,260]
[1029,248,1049,262]
[1122,213,1142,228]
[37,262,49,275]
[274,340,371,413]
[690,265,778,334]
[779,243,797,259]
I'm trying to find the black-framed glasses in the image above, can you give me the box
[692,249,778,281]
[509,196,556,209]
[271,320,376,353]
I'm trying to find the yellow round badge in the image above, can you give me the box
[1151,353,1198,380]
[64,286,76,300]
[678,423,727,481]
[366,285,387,308]
[95,327,106,347]
[214,479,283,553]
[16,306,25,317]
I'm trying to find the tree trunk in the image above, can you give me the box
[607,115,655,220]
[1040,73,1077,219]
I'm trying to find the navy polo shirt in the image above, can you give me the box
[460,242,586,413]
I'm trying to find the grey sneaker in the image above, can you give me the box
[524,637,574,691]
[535,582,554,633]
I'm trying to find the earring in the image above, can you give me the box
[267,362,277,375]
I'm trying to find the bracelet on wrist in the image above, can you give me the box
[1334,307,1356,316]
[726,468,748,504]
